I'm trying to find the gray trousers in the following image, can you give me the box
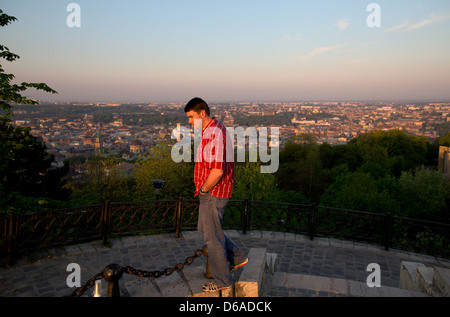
[198,193,246,287]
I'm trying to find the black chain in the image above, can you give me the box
[66,248,204,297]
[67,272,103,297]
[123,248,204,278]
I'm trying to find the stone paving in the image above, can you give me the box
[1,230,449,297]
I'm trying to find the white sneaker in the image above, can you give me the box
[202,281,232,293]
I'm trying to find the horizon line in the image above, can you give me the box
[31,99,450,105]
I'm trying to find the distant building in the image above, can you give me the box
[130,135,144,154]
[438,146,450,178]
[122,135,145,160]
[222,111,235,127]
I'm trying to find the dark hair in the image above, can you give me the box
[184,97,210,116]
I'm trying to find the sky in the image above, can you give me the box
[1,0,450,103]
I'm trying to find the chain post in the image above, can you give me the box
[103,264,123,297]
[67,248,205,297]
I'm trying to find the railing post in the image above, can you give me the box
[384,212,393,251]
[175,197,183,238]
[101,201,111,246]
[6,213,17,267]
[309,203,317,240]
[242,198,249,234]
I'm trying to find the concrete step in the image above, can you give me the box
[88,253,435,298]
[119,247,271,297]
[234,248,267,297]
[434,267,450,297]
[416,266,441,297]
[190,247,272,297]
[267,272,428,297]
[399,261,427,293]
[399,261,450,297]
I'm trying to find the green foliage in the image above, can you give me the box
[276,135,329,202]
[398,167,450,222]
[320,171,401,215]
[133,140,194,200]
[1,10,57,123]
[0,191,68,215]
[439,132,450,146]
[69,155,133,205]
[0,122,71,213]
[352,130,428,177]
[0,9,66,214]
[276,129,450,222]
[233,160,308,204]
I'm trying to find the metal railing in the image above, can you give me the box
[2,198,450,267]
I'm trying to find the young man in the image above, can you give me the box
[184,97,248,293]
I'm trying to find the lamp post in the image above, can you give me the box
[151,179,165,201]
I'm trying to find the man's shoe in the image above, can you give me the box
[202,281,232,293]
[230,258,249,272]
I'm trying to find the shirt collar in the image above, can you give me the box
[202,117,217,132]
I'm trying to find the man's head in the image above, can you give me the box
[185,97,211,129]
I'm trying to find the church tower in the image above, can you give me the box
[94,130,103,156]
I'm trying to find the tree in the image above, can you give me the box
[353,130,429,177]
[398,167,450,222]
[1,9,66,214]
[69,155,133,205]
[276,135,329,203]
[439,132,450,146]
[232,159,308,204]
[319,171,401,215]
[133,140,194,200]
[1,10,57,122]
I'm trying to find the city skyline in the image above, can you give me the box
[2,1,450,103]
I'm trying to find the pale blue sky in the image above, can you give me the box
[2,0,450,102]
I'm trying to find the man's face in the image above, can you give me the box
[186,110,205,130]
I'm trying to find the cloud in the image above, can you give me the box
[405,13,450,31]
[295,43,348,60]
[282,33,303,42]
[384,13,450,33]
[336,19,349,31]
[384,20,409,33]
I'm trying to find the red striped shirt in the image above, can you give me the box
[194,118,234,198]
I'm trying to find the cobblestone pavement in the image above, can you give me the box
[1,230,449,297]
